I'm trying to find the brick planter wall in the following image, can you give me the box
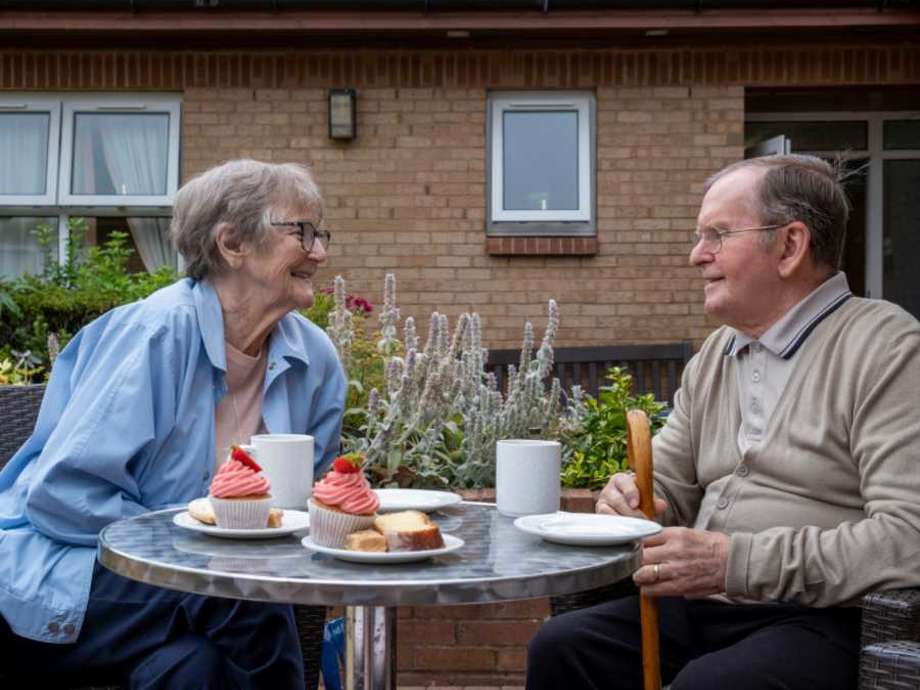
[396,488,598,687]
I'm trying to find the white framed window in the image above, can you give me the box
[0,93,180,278]
[0,97,61,206]
[58,96,180,208]
[488,91,595,234]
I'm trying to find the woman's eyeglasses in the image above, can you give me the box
[270,220,332,252]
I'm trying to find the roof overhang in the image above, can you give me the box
[1,5,919,48]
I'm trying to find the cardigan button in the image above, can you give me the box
[736,465,750,477]
[717,497,730,510]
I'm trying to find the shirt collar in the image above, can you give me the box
[192,279,227,371]
[191,279,312,375]
[724,271,853,360]
[268,317,312,371]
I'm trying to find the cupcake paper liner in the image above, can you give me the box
[209,496,273,529]
[308,499,376,547]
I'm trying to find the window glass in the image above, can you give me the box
[102,216,176,273]
[745,121,867,151]
[883,120,920,150]
[0,113,49,196]
[0,217,57,279]
[502,110,579,211]
[883,160,920,319]
[71,113,170,196]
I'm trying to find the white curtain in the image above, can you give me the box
[0,114,47,195]
[93,115,175,272]
[127,217,173,271]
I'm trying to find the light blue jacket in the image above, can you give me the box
[0,278,346,643]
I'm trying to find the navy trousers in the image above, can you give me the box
[1,561,306,690]
[527,595,861,690]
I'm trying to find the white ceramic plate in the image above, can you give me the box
[172,510,310,540]
[301,534,464,563]
[375,489,463,513]
[513,512,662,546]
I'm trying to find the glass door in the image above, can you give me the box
[883,159,920,318]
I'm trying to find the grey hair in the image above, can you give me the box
[170,159,323,281]
[704,154,850,270]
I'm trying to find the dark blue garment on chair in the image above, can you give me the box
[321,616,346,690]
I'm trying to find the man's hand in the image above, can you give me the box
[596,472,667,520]
[632,527,730,598]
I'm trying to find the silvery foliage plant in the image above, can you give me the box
[327,273,582,489]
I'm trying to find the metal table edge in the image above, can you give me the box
[97,505,642,608]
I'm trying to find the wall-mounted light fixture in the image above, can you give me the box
[328,88,356,141]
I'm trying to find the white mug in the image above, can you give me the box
[249,433,314,509]
[496,439,561,517]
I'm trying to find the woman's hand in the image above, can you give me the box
[596,471,667,520]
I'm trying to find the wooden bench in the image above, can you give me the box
[486,342,694,404]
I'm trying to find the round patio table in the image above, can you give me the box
[98,501,640,690]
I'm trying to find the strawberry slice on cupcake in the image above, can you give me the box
[231,444,262,473]
[331,452,363,474]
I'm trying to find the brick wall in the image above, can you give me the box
[3,44,918,349]
[175,81,734,346]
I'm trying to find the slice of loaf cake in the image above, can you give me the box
[373,510,445,551]
[344,529,388,552]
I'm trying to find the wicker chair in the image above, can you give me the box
[0,384,326,690]
[550,555,920,689]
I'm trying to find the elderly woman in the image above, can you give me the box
[0,160,346,688]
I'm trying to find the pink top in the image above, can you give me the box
[209,458,271,498]
[313,470,379,515]
[213,340,268,470]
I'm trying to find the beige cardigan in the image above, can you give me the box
[653,296,920,607]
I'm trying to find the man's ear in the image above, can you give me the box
[214,222,251,269]
[777,221,812,279]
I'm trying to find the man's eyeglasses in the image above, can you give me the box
[692,224,786,254]
[270,220,332,253]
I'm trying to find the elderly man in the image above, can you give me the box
[527,154,920,690]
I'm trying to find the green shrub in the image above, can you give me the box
[300,290,335,330]
[302,289,384,437]
[0,218,180,375]
[560,367,666,489]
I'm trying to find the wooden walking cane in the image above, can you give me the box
[626,409,662,690]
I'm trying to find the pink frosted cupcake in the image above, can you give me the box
[308,453,379,547]
[209,446,273,529]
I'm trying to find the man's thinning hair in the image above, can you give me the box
[704,154,850,271]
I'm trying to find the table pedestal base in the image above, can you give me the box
[347,606,397,690]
